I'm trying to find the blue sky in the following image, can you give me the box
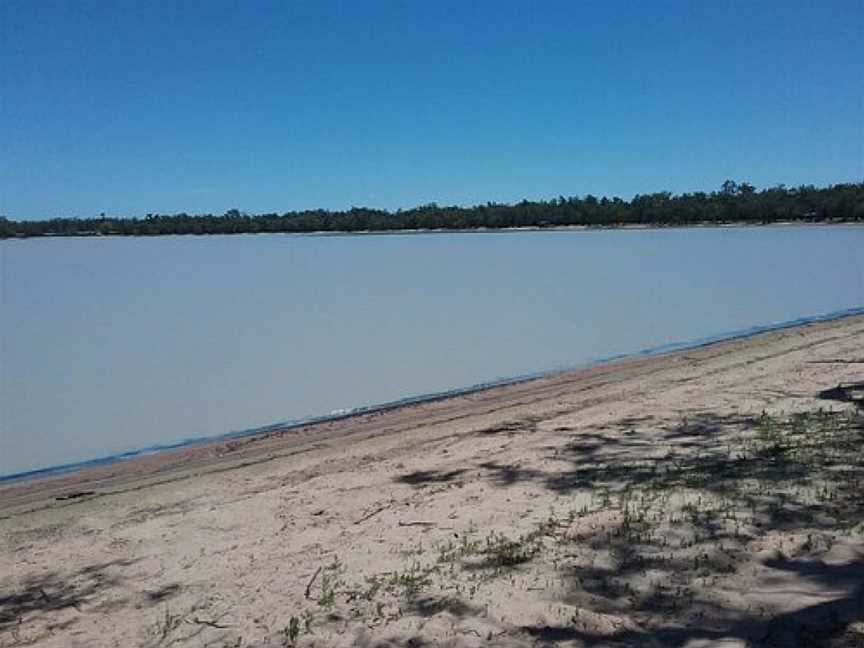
[1,0,862,219]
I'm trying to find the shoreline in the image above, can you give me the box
[3,218,864,242]
[2,307,862,516]
[3,305,862,488]
[2,312,863,646]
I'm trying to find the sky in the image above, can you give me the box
[1,0,862,220]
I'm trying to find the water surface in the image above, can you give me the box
[2,226,862,477]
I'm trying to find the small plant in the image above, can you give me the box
[317,557,344,609]
[482,531,540,567]
[281,612,313,645]
[318,573,338,608]
[282,616,301,645]
[388,561,432,598]
[155,606,181,642]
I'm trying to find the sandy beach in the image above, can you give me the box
[1,314,863,647]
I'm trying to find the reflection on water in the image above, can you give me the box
[1,226,862,476]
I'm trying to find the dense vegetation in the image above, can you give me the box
[2,181,862,238]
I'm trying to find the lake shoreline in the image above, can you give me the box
[2,308,862,517]
[2,308,863,647]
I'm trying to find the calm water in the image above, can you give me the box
[1,226,863,477]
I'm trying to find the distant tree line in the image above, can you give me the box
[1,181,862,239]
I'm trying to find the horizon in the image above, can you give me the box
[2,1,863,220]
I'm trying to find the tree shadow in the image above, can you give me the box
[477,461,542,487]
[476,420,532,436]
[518,556,864,647]
[0,560,143,630]
[144,583,181,603]
[757,558,864,646]
[818,381,864,409]
[385,405,864,646]
[480,409,863,532]
[396,469,467,487]
[0,559,181,640]
[405,595,483,619]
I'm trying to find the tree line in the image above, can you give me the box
[2,180,862,239]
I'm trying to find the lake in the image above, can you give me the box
[2,226,863,478]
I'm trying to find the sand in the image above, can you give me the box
[1,314,863,647]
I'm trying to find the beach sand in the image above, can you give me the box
[1,314,863,647]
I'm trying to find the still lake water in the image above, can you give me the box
[2,226,863,477]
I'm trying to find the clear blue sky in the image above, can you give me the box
[1,0,862,219]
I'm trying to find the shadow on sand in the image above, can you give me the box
[388,399,864,647]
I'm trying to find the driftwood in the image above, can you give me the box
[397,521,436,527]
[55,491,95,501]
[304,566,322,599]
[192,617,232,629]
[353,505,388,525]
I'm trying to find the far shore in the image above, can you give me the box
[3,217,863,242]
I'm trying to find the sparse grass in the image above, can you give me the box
[387,561,433,598]
[317,558,344,609]
[264,407,864,644]
[481,532,539,567]
[280,610,313,646]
